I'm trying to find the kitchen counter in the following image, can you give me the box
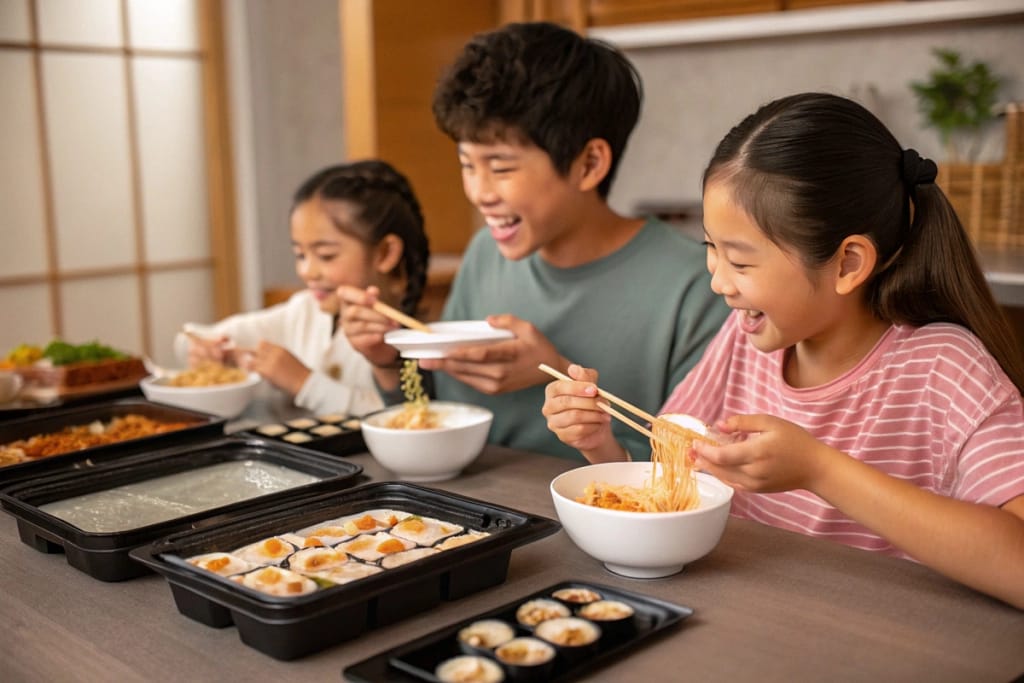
[1,444,1021,682]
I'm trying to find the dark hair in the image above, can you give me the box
[703,92,1024,393]
[292,160,430,316]
[432,21,642,198]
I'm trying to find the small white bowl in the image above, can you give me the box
[139,372,261,418]
[360,401,493,482]
[550,462,733,579]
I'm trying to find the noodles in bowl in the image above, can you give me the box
[576,414,714,513]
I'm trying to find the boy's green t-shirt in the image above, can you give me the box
[435,217,730,461]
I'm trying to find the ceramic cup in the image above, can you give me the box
[0,371,23,403]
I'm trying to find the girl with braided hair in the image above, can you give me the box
[544,93,1024,608]
[176,159,429,417]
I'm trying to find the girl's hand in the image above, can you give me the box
[690,414,833,493]
[187,335,233,367]
[541,364,626,463]
[241,340,310,396]
[417,314,567,394]
[337,285,401,368]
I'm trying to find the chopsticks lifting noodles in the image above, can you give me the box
[372,301,433,334]
[537,363,671,448]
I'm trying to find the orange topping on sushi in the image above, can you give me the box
[346,538,372,552]
[304,551,342,568]
[304,537,325,548]
[387,515,398,526]
[258,568,282,583]
[262,538,285,555]
[286,581,305,594]
[397,518,426,534]
[205,557,231,572]
[355,514,378,530]
[376,539,406,554]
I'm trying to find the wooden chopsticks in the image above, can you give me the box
[372,301,433,334]
[538,363,669,446]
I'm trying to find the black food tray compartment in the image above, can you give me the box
[0,437,363,581]
[0,397,226,490]
[129,482,561,660]
[239,412,365,457]
[345,581,693,682]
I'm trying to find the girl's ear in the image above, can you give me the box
[374,234,405,275]
[834,235,878,295]
[574,138,612,192]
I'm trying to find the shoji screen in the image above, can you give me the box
[0,0,236,366]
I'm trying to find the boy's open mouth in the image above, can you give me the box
[486,215,521,242]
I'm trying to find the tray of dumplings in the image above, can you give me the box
[0,437,363,581]
[242,412,366,456]
[344,580,693,682]
[129,481,561,660]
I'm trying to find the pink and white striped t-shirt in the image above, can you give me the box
[660,312,1024,558]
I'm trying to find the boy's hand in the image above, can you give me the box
[418,314,567,394]
[690,414,833,493]
[337,285,401,369]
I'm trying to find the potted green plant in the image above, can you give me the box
[910,48,1001,162]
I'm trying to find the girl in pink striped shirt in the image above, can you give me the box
[542,93,1024,608]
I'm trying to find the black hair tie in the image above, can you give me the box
[901,149,938,195]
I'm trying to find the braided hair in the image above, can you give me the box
[292,160,430,316]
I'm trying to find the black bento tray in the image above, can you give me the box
[238,412,365,456]
[0,397,226,490]
[344,581,693,682]
[129,482,562,661]
[0,437,363,581]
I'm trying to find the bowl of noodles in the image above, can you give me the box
[139,362,261,418]
[549,415,734,578]
[360,361,492,482]
[360,401,493,482]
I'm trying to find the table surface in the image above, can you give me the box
[1,444,1022,683]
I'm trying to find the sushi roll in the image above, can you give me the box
[316,412,346,424]
[233,536,297,566]
[514,599,570,629]
[339,532,413,562]
[293,521,353,546]
[551,587,602,605]
[310,424,342,437]
[435,655,505,683]
[336,509,403,536]
[577,600,636,637]
[308,562,382,585]
[287,546,348,573]
[282,431,313,444]
[436,530,491,551]
[186,552,251,577]
[379,546,439,569]
[286,417,318,430]
[493,637,556,680]
[457,619,516,654]
[232,566,317,597]
[533,617,601,662]
[341,418,361,430]
[390,515,464,546]
[256,423,288,437]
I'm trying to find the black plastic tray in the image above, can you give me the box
[344,581,693,682]
[239,412,365,457]
[0,397,226,490]
[130,482,561,660]
[0,437,363,581]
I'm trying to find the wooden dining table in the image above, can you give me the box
[1,443,1022,683]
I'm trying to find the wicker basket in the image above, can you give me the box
[937,103,1024,247]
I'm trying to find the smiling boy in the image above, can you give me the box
[363,22,728,459]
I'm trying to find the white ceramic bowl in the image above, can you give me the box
[360,401,493,482]
[139,372,262,418]
[550,462,733,579]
